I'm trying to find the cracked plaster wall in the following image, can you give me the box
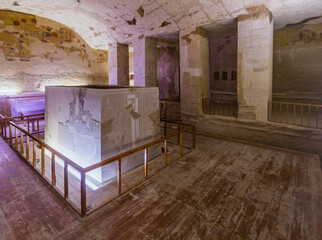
[273,22,322,104]
[0,10,108,94]
[157,45,180,102]
[2,0,322,49]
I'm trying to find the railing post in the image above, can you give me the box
[286,104,289,123]
[20,130,24,154]
[80,171,87,217]
[33,140,37,167]
[177,124,180,144]
[118,159,122,196]
[27,116,30,133]
[180,132,183,157]
[41,146,45,175]
[4,120,7,139]
[144,148,148,179]
[301,105,303,126]
[164,121,167,137]
[51,153,56,186]
[164,139,168,166]
[37,119,40,137]
[0,118,2,136]
[9,123,12,145]
[26,135,30,160]
[15,128,18,149]
[64,162,68,199]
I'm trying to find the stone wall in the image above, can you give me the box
[273,22,322,104]
[209,35,237,99]
[196,114,322,162]
[157,45,180,101]
[0,10,108,94]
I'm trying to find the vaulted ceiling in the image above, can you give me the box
[1,0,322,50]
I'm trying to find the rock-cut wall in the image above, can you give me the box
[0,10,109,94]
[273,22,322,104]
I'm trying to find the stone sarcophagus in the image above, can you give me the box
[45,86,160,184]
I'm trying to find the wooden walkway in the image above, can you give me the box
[0,135,321,239]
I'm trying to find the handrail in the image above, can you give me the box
[202,97,238,117]
[270,101,322,108]
[3,113,45,120]
[7,118,195,217]
[268,101,321,129]
[0,112,45,139]
[83,125,194,173]
[160,101,181,121]
[9,121,84,172]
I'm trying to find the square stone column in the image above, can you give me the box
[133,37,157,87]
[108,42,129,86]
[180,27,210,121]
[237,5,273,121]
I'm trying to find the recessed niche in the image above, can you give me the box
[231,71,237,80]
[214,71,220,81]
[222,71,228,81]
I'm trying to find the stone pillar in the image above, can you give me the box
[237,5,273,121]
[180,27,210,121]
[133,37,157,87]
[108,42,129,86]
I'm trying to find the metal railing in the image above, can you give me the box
[160,101,181,121]
[0,113,45,139]
[7,119,195,217]
[268,102,322,129]
[202,98,238,117]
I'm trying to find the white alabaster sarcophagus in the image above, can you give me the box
[45,86,160,184]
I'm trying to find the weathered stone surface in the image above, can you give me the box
[180,27,210,121]
[0,10,108,94]
[197,114,322,162]
[108,42,129,86]
[157,45,179,101]
[209,35,237,99]
[45,86,160,183]
[1,0,322,49]
[134,37,157,87]
[237,7,273,121]
[273,22,322,104]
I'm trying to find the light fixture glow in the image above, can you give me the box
[45,150,99,190]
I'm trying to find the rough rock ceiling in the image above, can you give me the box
[0,0,322,50]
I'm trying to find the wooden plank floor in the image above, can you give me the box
[0,134,321,240]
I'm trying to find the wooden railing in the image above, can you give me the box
[268,102,322,129]
[7,119,195,217]
[202,98,238,117]
[160,101,181,121]
[0,113,44,139]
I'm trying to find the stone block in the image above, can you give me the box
[45,86,160,183]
